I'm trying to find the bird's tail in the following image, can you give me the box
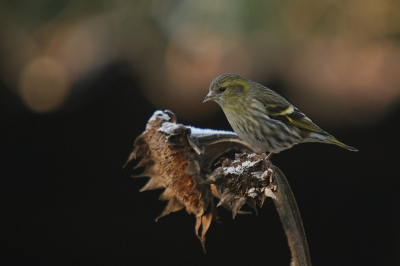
[326,137,358,152]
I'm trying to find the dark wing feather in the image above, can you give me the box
[254,84,327,134]
[268,106,326,134]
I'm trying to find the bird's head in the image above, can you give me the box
[203,73,251,108]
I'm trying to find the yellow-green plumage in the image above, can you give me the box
[203,73,358,154]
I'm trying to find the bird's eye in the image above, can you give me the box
[218,87,227,93]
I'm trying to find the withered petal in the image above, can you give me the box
[217,189,236,207]
[232,197,247,219]
[195,212,213,253]
[131,166,150,178]
[264,187,277,200]
[210,184,221,199]
[139,175,166,192]
[158,188,175,201]
[221,204,252,215]
[258,193,268,208]
[123,146,140,168]
[246,198,259,215]
[133,137,149,158]
[131,164,159,178]
[134,157,153,169]
[133,133,147,147]
[155,197,185,221]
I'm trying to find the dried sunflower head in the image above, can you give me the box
[124,110,259,252]
[203,152,277,219]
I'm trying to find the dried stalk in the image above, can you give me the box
[124,110,311,265]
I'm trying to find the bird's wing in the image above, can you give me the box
[254,84,327,134]
[265,103,326,134]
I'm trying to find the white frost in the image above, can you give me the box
[149,110,171,122]
[223,166,243,175]
[186,126,237,136]
[241,160,259,168]
[247,188,258,198]
[251,171,264,179]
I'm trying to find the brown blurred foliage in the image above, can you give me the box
[1,0,400,126]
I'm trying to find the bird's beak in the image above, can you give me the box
[203,91,215,103]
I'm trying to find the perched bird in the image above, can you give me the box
[203,73,357,159]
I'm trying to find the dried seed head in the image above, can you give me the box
[206,152,277,218]
[125,110,215,251]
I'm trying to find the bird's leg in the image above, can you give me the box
[265,152,274,160]
[255,149,274,160]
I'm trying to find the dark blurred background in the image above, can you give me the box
[1,1,400,265]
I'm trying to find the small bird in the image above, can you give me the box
[203,73,357,159]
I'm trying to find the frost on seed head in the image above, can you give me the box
[204,152,277,219]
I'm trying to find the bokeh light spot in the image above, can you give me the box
[18,56,69,113]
